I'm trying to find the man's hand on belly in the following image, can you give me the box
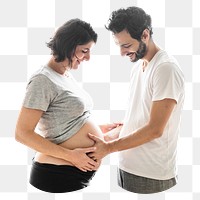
[87,133,111,160]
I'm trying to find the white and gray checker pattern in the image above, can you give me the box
[0,0,199,199]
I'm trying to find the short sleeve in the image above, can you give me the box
[152,63,184,103]
[23,74,57,111]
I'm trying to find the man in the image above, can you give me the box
[88,6,185,194]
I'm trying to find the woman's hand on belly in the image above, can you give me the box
[68,147,100,172]
[35,120,104,169]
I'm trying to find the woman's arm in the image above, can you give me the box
[15,107,98,172]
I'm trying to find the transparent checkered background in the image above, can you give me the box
[0,0,199,199]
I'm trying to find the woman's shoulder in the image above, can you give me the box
[27,69,59,93]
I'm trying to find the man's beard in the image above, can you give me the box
[131,40,147,62]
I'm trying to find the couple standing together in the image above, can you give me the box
[15,6,185,194]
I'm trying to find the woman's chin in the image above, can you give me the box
[73,65,79,70]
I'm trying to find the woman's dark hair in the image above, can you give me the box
[105,6,153,40]
[47,19,97,63]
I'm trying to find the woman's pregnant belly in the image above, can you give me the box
[34,118,103,165]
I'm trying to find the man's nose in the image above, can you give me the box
[120,47,127,56]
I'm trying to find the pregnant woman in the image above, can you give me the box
[15,19,121,193]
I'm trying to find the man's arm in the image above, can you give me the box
[88,98,176,160]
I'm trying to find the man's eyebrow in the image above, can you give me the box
[120,43,131,47]
[115,41,129,46]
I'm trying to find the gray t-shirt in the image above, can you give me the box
[23,65,93,144]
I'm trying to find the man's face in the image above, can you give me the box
[113,30,147,62]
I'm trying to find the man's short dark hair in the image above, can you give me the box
[106,6,153,40]
[47,19,97,64]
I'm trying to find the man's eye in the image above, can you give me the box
[124,45,131,48]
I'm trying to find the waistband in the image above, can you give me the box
[32,161,96,175]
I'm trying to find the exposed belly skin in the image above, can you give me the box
[34,118,103,165]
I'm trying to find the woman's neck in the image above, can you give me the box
[47,57,69,75]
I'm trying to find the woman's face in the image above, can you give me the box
[71,41,95,70]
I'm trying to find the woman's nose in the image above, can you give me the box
[84,53,90,61]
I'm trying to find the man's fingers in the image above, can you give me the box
[88,133,101,142]
[114,122,123,126]
[87,152,93,157]
[84,147,96,153]
[87,152,97,161]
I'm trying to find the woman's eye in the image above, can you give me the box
[82,50,88,53]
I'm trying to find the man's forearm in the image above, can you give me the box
[108,123,161,153]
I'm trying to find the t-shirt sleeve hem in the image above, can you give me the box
[152,95,178,103]
[22,104,47,112]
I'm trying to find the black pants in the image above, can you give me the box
[30,161,96,193]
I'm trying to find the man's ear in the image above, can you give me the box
[141,29,150,42]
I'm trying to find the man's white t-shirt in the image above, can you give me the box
[118,50,185,180]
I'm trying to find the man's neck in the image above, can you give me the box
[141,41,160,71]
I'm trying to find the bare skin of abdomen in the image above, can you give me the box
[34,119,103,165]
